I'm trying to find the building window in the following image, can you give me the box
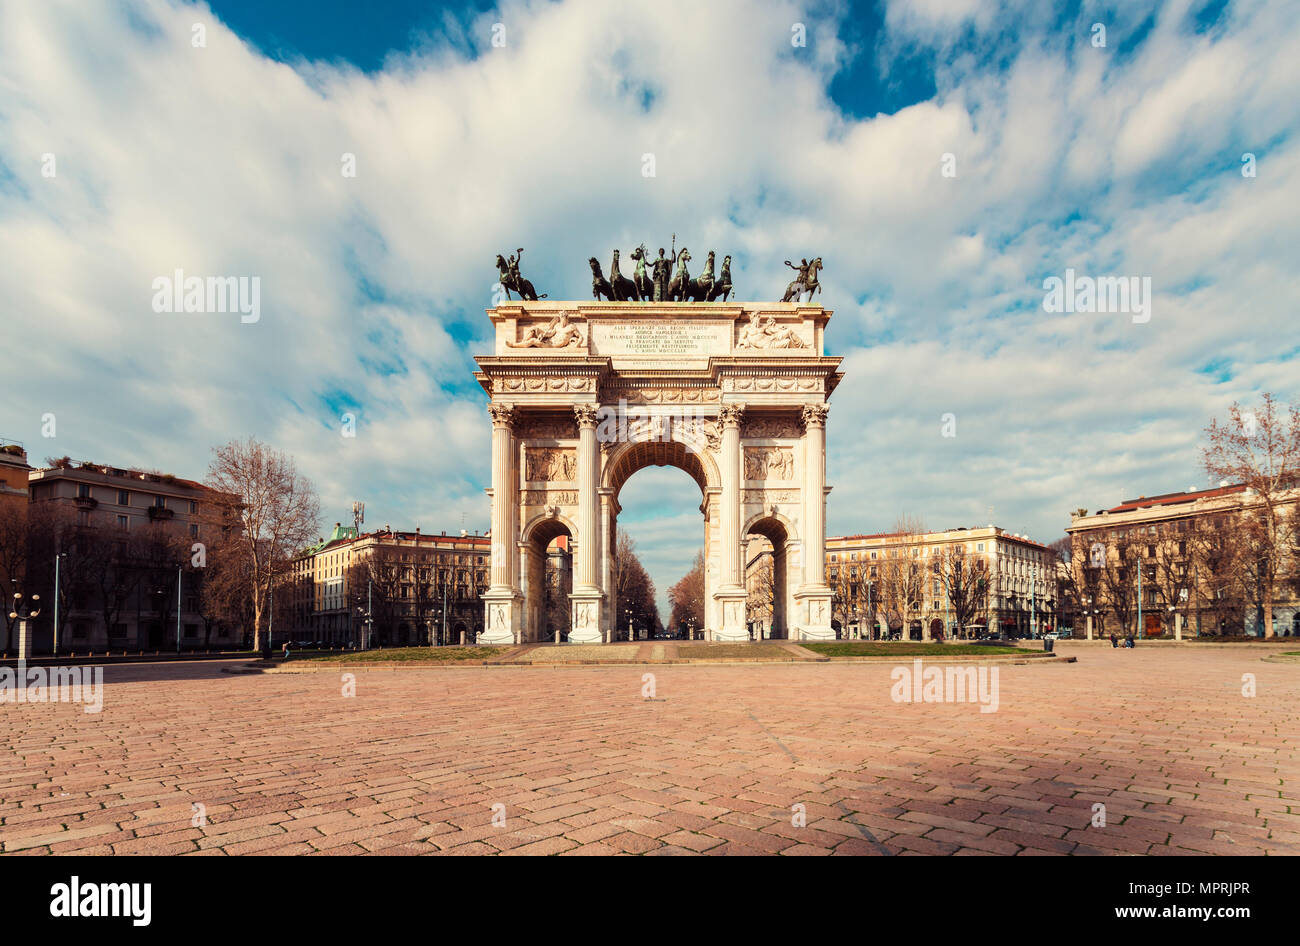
[977,543,985,552]
[154,496,166,509]
[117,489,130,506]
[77,483,91,498]
[189,500,198,514]
[117,515,129,530]
[189,524,199,538]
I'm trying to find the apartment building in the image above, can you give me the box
[1066,483,1300,638]
[22,457,234,651]
[285,524,492,646]
[822,526,1055,639]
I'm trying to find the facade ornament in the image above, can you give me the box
[744,446,795,481]
[494,247,546,301]
[719,403,746,428]
[487,403,516,428]
[782,257,823,303]
[573,404,600,428]
[801,404,829,428]
[736,311,807,349]
[505,312,584,348]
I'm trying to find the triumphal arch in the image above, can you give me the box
[474,301,842,644]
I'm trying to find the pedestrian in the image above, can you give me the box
[282,639,291,660]
[1125,633,1134,648]
[1110,633,1118,648]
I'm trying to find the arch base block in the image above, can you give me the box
[713,588,749,642]
[792,588,836,641]
[568,589,605,645]
[481,591,523,645]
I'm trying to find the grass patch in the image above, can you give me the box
[799,641,1046,658]
[294,646,502,663]
[674,643,797,660]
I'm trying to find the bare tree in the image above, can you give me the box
[0,499,29,647]
[937,545,990,637]
[1203,393,1300,636]
[1071,533,1107,637]
[612,530,657,638]
[1099,530,1141,636]
[205,438,319,651]
[668,552,705,633]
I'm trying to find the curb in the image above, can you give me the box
[237,652,1073,673]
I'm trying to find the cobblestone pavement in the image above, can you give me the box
[2,647,1297,855]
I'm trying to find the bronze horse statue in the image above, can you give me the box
[685,250,716,302]
[609,249,639,301]
[707,254,733,301]
[667,248,692,301]
[588,257,615,301]
[495,249,546,301]
[629,244,654,301]
[782,257,822,303]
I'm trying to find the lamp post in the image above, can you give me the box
[176,564,183,655]
[624,607,634,642]
[868,581,876,640]
[52,552,66,656]
[9,591,40,660]
[1137,554,1143,640]
[1030,564,1038,639]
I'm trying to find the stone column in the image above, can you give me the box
[720,403,745,587]
[481,402,521,645]
[1086,613,1094,641]
[1175,612,1183,641]
[794,404,835,640]
[802,405,828,586]
[569,404,604,644]
[713,403,749,641]
[487,403,516,591]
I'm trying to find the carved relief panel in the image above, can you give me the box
[525,447,577,482]
[743,446,795,481]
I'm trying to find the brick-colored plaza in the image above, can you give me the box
[2,645,1297,855]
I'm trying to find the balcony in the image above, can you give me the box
[147,505,175,521]
[74,495,98,509]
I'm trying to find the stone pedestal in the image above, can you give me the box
[569,590,604,645]
[16,618,32,660]
[480,593,522,646]
[793,590,835,641]
[1175,612,1183,641]
[713,589,749,642]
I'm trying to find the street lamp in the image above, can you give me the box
[353,579,373,650]
[9,591,40,660]
[52,551,66,657]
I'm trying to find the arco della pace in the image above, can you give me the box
[473,300,842,644]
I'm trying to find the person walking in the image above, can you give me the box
[1110,633,1118,648]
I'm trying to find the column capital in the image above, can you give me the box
[801,404,829,429]
[487,402,516,428]
[719,403,746,429]
[573,404,600,429]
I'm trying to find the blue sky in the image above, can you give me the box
[2,0,1296,620]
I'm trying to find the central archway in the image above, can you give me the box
[602,437,721,637]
